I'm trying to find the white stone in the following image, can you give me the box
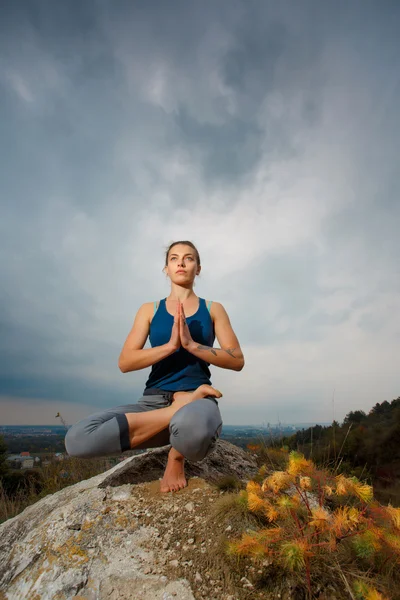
[0,440,257,600]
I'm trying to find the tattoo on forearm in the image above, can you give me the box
[224,347,239,358]
[197,344,217,356]
[196,345,240,358]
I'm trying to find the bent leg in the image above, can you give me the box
[169,397,223,462]
[64,397,171,459]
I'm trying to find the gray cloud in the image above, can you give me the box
[1,0,399,426]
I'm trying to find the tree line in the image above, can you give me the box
[281,396,400,491]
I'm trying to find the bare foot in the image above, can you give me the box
[171,384,223,410]
[160,447,187,493]
[160,385,223,493]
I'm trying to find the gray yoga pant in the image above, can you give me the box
[64,389,223,462]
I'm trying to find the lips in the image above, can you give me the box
[176,270,186,274]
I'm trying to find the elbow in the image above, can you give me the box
[118,356,127,373]
[119,360,136,373]
[234,359,245,372]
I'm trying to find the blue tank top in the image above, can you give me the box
[144,297,215,392]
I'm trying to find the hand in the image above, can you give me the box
[168,301,181,351]
[180,302,194,349]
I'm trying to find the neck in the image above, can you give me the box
[168,284,196,302]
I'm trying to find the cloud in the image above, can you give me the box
[0,1,399,427]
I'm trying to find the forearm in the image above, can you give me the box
[187,342,244,371]
[119,344,175,373]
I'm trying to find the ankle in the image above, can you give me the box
[169,447,185,461]
[172,390,189,402]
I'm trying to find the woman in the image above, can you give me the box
[65,240,245,492]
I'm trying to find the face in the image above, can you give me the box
[165,244,201,282]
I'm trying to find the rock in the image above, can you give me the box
[169,560,179,568]
[110,485,132,501]
[195,572,203,583]
[241,576,253,588]
[0,440,256,599]
[98,440,258,488]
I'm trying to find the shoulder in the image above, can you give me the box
[136,301,156,323]
[208,301,230,322]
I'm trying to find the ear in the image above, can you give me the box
[196,265,201,276]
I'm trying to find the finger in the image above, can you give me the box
[180,305,185,324]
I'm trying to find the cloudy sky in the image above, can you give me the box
[1,1,399,428]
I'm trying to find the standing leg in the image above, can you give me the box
[160,394,223,492]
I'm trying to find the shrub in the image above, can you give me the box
[227,451,399,599]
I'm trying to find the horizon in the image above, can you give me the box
[1,421,333,428]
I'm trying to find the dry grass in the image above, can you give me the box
[213,474,244,492]
[0,455,114,523]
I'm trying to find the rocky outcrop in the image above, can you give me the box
[98,439,258,489]
[0,441,257,600]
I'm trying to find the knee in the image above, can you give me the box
[64,424,91,458]
[170,410,222,462]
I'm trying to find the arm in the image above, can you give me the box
[118,303,176,373]
[186,302,245,371]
